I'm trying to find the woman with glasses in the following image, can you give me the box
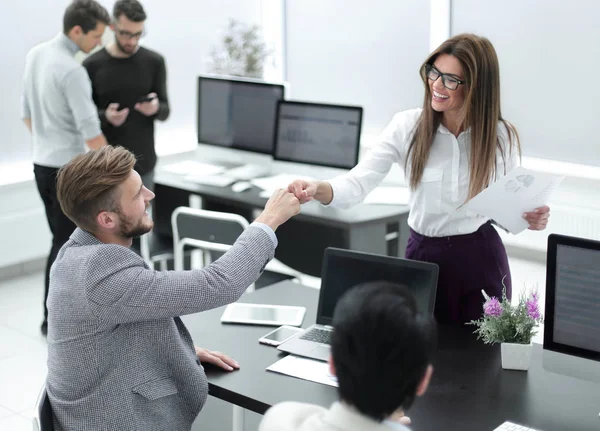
[287,33,550,324]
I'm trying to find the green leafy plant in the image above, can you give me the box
[468,278,544,345]
[208,18,271,79]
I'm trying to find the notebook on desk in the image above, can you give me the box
[277,247,438,361]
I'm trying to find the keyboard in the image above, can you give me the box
[225,164,270,181]
[299,328,332,345]
[494,421,542,431]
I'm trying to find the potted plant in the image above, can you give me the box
[207,18,271,79]
[468,281,544,370]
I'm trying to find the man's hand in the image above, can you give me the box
[388,409,411,425]
[524,205,550,231]
[195,346,240,372]
[105,103,129,127]
[23,118,32,133]
[255,189,301,231]
[134,92,159,117]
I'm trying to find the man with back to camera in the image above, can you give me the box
[259,281,437,431]
[20,0,111,335]
[47,145,301,430]
[83,0,169,194]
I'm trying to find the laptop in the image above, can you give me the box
[277,247,439,361]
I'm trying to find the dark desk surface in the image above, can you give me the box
[154,158,409,229]
[182,281,600,431]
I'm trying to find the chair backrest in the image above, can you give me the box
[171,207,249,271]
[171,206,319,289]
[32,384,54,431]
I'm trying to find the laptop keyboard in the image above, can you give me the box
[299,328,332,345]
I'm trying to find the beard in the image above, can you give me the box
[115,38,137,56]
[117,208,153,239]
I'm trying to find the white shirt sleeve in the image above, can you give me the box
[20,89,31,120]
[250,222,278,248]
[327,109,421,209]
[62,66,102,141]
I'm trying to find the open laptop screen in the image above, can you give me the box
[316,248,439,326]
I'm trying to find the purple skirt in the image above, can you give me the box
[406,222,512,324]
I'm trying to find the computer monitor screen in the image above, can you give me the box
[273,101,362,169]
[543,234,600,383]
[316,248,438,326]
[197,75,285,154]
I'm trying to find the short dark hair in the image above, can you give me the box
[331,281,437,422]
[57,146,137,232]
[113,0,147,22]
[63,0,110,35]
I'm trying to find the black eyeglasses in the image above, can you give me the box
[424,64,464,91]
[115,27,146,40]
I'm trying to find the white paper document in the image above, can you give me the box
[162,161,226,177]
[364,187,410,205]
[266,355,338,387]
[467,166,564,234]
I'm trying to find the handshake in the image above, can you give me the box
[254,179,333,231]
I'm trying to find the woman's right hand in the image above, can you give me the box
[287,179,320,204]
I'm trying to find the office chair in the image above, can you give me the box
[139,231,174,270]
[171,207,314,291]
[32,384,54,431]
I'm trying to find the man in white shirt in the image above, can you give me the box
[259,281,436,431]
[21,0,110,335]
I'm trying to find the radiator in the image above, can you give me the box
[500,204,600,252]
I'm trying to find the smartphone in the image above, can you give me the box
[138,95,155,103]
[258,325,303,347]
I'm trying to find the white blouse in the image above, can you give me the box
[328,108,519,237]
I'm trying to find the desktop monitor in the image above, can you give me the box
[543,233,600,384]
[273,101,362,169]
[317,247,439,325]
[197,75,286,154]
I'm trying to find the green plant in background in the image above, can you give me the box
[208,18,271,79]
[468,278,544,345]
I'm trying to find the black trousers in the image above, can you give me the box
[34,164,76,323]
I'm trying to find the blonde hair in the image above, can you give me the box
[57,146,136,231]
[406,33,521,201]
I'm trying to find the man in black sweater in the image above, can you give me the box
[83,0,169,193]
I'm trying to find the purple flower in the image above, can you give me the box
[484,297,503,317]
[526,295,541,320]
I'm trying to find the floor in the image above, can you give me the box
[0,256,546,430]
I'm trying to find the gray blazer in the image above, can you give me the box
[46,226,275,431]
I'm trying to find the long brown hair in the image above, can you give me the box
[57,146,137,231]
[406,33,521,201]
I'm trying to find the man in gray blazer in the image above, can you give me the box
[46,146,300,430]
[259,282,437,431]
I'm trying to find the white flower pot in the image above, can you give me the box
[500,342,533,371]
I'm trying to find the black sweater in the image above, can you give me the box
[83,47,170,174]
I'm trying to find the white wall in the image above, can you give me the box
[285,0,430,138]
[451,0,600,167]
